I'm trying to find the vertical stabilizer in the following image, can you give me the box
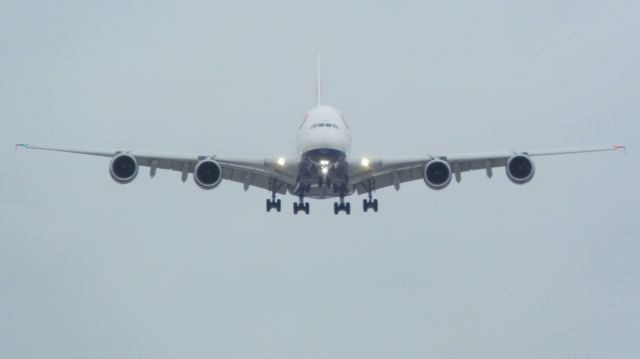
[315,55,322,106]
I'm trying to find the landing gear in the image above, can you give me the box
[266,192,281,212]
[293,194,310,215]
[363,198,378,212]
[363,191,378,212]
[318,177,332,189]
[294,202,310,215]
[332,183,347,194]
[333,194,350,215]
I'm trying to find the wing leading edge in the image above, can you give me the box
[17,144,297,194]
[17,144,625,195]
[349,145,626,194]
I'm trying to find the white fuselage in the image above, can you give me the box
[292,105,353,199]
[295,105,352,156]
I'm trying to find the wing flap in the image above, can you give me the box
[353,164,424,194]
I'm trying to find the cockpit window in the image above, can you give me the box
[310,123,340,129]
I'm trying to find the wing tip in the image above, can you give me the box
[613,144,627,156]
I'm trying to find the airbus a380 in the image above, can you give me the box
[18,58,625,215]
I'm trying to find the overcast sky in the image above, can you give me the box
[1,0,638,358]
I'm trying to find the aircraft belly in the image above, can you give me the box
[289,185,354,199]
[288,148,353,199]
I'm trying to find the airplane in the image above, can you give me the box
[17,57,626,215]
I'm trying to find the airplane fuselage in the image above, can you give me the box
[294,105,352,199]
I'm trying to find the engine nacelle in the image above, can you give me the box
[109,153,138,184]
[194,159,223,190]
[423,159,452,190]
[506,154,535,184]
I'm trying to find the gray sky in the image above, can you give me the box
[1,0,638,358]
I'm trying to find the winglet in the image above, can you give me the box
[315,54,322,106]
[15,143,28,152]
[613,144,627,156]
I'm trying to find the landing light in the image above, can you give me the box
[320,159,330,166]
[277,157,286,166]
[361,158,370,167]
[321,167,329,175]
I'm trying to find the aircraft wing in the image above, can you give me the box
[349,145,626,194]
[16,144,298,194]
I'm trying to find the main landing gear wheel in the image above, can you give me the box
[363,193,379,212]
[362,199,378,212]
[334,195,350,215]
[266,190,282,212]
[293,193,310,215]
[293,202,310,215]
[266,198,281,212]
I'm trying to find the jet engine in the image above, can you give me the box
[424,159,452,190]
[109,153,138,184]
[194,159,223,190]
[506,154,535,184]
